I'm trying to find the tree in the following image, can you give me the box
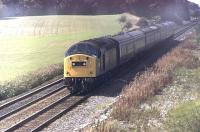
[118,15,127,23]
[136,18,148,27]
[124,21,133,31]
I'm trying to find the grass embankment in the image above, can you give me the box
[0,64,63,100]
[90,33,200,131]
[112,35,200,121]
[0,15,121,83]
[0,15,122,100]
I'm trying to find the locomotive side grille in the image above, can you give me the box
[64,54,97,78]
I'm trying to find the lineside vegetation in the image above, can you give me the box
[0,64,63,100]
[112,33,200,121]
[88,31,200,131]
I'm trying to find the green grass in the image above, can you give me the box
[0,15,121,83]
[169,99,200,119]
[193,67,200,81]
[165,67,200,131]
[166,98,200,132]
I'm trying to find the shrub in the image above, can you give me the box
[136,17,149,27]
[124,21,133,31]
[118,14,133,31]
[118,15,127,24]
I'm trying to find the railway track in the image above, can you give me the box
[0,77,90,132]
[0,21,198,132]
[0,79,64,121]
[4,93,90,132]
[174,21,198,39]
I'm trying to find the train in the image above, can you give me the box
[64,21,177,93]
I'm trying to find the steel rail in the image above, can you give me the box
[0,85,66,120]
[0,78,63,110]
[5,93,89,132]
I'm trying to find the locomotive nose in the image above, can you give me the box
[64,54,96,78]
[72,61,87,67]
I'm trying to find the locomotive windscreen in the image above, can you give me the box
[65,43,99,57]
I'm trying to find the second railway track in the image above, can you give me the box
[4,93,90,132]
[0,79,64,121]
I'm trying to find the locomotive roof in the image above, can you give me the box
[128,30,145,38]
[112,30,144,41]
[155,23,164,28]
[65,37,118,57]
[84,37,117,50]
[140,26,158,33]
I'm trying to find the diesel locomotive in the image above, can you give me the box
[64,21,177,93]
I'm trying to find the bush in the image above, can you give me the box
[118,14,133,31]
[124,21,133,31]
[0,63,63,100]
[118,15,127,24]
[136,17,149,27]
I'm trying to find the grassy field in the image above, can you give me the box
[0,15,121,83]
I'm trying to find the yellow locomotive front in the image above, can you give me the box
[64,42,100,93]
[64,54,96,78]
[64,38,119,93]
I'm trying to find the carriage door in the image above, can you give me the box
[103,54,105,71]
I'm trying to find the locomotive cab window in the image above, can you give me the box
[66,43,99,57]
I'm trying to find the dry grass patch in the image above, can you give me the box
[112,35,200,121]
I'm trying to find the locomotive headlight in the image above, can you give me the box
[72,63,75,66]
[83,62,86,66]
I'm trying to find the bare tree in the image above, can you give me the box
[136,18,149,27]
[124,21,133,31]
[118,15,127,23]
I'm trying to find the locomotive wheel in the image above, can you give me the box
[69,84,81,94]
[80,81,89,93]
[68,86,76,94]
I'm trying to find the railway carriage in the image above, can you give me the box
[140,26,159,49]
[112,31,145,64]
[156,22,177,40]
